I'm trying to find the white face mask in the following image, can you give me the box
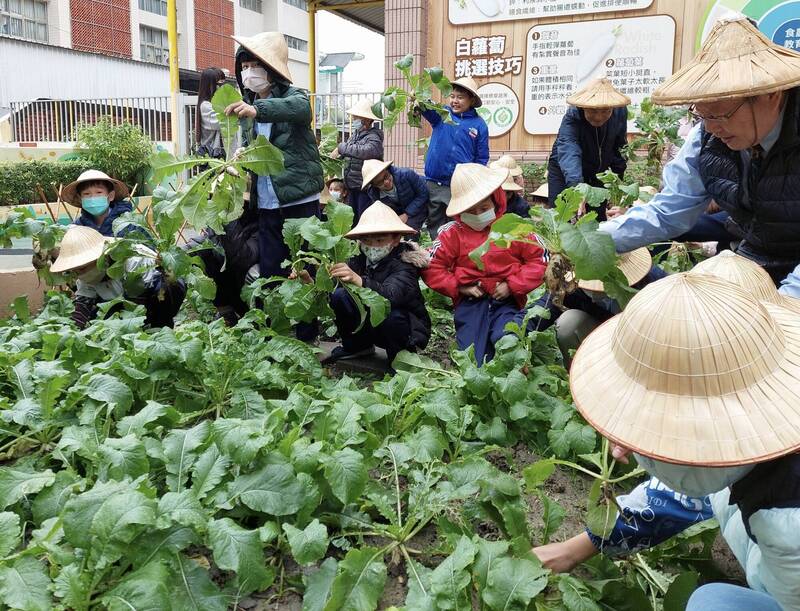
[461,208,496,231]
[329,190,342,202]
[242,66,270,93]
[361,243,394,264]
[634,454,755,497]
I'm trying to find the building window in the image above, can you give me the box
[283,0,306,10]
[139,0,167,16]
[284,34,307,52]
[0,0,48,43]
[239,0,261,12]
[140,25,169,64]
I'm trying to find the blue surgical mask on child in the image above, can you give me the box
[460,208,496,231]
[361,243,394,264]
[329,190,342,202]
[82,195,110,216]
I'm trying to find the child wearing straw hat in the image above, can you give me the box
[321,202,431,365]
[361,159,429,231]
[330,99,384,223]
[534,272,800,610]
[422,163,547,364]
[50,225,186,329]
[490,155,530,218]
[419,76,490,238]
[63,170,134,237]
[547,78,629,220]
[602,15,800,293]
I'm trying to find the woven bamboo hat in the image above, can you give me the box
[345,201,416,238]
[360,159,393,190]
[233,32,292,83]
[347,99,381,122]
[570,272,800,466]
[490,155,523,177]
[578,247,651,293]
[50,225,112,273]
[446,163,508,217]
[652,16,800,105]
[62,170,129,206]
[567,78,630,109]
[531,184,548,199]
[451,77,483,107]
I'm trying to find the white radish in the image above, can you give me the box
[472,0,501,17]
[575,26,621,86]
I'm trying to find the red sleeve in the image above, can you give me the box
[421,225,460,301]
[506,239,547,297]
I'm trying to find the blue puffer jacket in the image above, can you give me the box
[74,200,134,237]
[366,165,429,217]
[423,106,489,185]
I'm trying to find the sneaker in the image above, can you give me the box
[324,345,376,363]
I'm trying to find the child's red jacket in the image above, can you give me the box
[422,189,547,308]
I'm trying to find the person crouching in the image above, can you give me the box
[324,202,432,365]
[422,163,547,364]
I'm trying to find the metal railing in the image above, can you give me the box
[310,91,383,138]
[9,97,172,143]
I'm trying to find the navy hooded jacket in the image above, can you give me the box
[74,200,134,237]
[366,165,429,217]
[423,106,489,185]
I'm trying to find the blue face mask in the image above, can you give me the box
[352,119,364,131]
[82,195,110,216]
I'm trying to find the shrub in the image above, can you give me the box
[74,117,153,187]
[0,158,94,206]
[520,160,547,194]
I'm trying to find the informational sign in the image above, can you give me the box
[448,0,654,25]
[476,83,520,137]
[700,0,800,50]
[453,34,524,79]
[523,16,676,135]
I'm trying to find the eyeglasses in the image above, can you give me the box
[689,99,749,123]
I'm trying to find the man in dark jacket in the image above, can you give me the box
[324,202,431,366]
[332,99,383,223]
[547,78,630,220]
[224,31,324,341]
[361,159,429,231]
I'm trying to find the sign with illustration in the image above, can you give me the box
[476,83,520,137]
[699,0,800,50]
[523,15,676,135]
[448,0,653,25]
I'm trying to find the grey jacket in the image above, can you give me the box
[338,125,384,190]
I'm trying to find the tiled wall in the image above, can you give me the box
[70,0,132,58]
[194,0,235,72]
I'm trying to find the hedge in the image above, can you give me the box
[0,158,94,206]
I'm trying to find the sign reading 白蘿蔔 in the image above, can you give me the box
[448,0,654,25]
[524,15,676,135]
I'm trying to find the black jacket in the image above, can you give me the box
[348,242,431,349]
[339,126,384,191]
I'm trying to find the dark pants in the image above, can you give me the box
[139,281,187,328]
[259,202,320,341]
[426,181,451,238]
[330,287,412,363]
[454,297,523,364]
[348,190,373,225]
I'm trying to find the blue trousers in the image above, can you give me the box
[454,297,523,364]
[348,190,373,225]
[330,287,411,363]
[687,584,781,611]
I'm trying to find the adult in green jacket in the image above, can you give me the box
[225,31,324,340]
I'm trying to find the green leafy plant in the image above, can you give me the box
[0,207,68,285]
[622,98,687,178]
[371,54,454,130]
[318,123,344,180]
[74,117,153,187]
[576,170,651,212]
[0,158,94,206]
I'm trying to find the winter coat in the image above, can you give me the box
[506,193,531,218]
[348,242,432,349]
[422,106,489,185]
[338,126,384,191]
[74,200,134,237]
[235,48,324,205]
[547,106,628,211]
[422,189,547,308]
[366,165,429,218]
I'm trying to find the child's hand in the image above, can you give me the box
[225,101,257,119]
[458,284,484,299]
[289,269,313,284]
[492,281,511,300]
[606,206,624,219]
[330,263,362,287]
[399,213,409,224]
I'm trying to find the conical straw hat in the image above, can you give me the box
[360,159,393,190]
[490,155,522,177]
[567,78,630,109]
[500,174,522,192]
[446,163,508,217]
[451,77,482,107]
[347,99,381,122]
[691,249,800,312]
[652,16,800,105]
[578,247,651,292]
[532,183,548,199]
[233,32,292,83]
[345,201,416,238]
[570,273,800,466]
[50,225,112,273]
[62,169,129,205]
